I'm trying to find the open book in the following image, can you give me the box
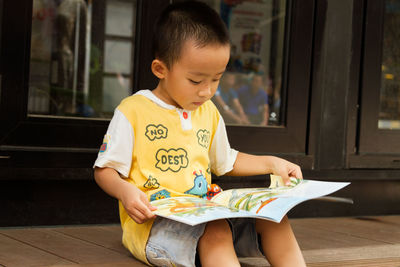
[151,176,351,226]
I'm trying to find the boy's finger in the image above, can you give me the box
[137,201,156,219]
[279,172,291,185]
[130,209,152,224]
[140,194,157,212]
[147,202,157,211]
[291,165,303,180]
[129,211,145,224]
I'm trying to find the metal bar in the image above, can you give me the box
[72,1,81,114]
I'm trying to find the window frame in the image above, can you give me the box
[0,0,314,169]
[226,0,314,167]
[351,0,400,168]
[0,0,143,149]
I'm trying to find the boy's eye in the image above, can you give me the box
[189,79,201,85]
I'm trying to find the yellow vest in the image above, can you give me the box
[117,94,220,264]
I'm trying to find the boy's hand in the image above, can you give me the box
[228,153,303,184]
[121,184,157,224]
[267,156,303,186]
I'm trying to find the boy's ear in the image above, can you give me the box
[151,59,168,79]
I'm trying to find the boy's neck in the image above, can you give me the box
[152,83,182,109]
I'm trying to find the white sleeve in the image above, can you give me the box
[93,108,134,177]
[209,115,238,176]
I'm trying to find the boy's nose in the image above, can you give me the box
[198,85,212,97]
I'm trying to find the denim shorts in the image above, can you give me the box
[145,217,263,267]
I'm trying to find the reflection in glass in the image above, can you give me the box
[105,0,134,37]
[205,0,286,127]
[103,76,131,112]
[28,0,136,118]
[379,0,400,129]
[104,40,132,74]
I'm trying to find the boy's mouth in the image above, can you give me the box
[193,102,204,106]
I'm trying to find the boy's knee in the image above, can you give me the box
[198,219,239,266]
[256,216,289,233]
[201,219,232,243]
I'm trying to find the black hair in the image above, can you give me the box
[153,1,230,68]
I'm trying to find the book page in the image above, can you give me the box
[211,177,302,208]
[151,179,350,225]
[151,196,256,226]
[212,179,350,222]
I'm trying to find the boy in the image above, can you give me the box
[94,2,306,267]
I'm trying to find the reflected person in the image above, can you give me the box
[213,72,249,124]
[238,74,269,125]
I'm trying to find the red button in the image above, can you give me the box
[183,112,188,119]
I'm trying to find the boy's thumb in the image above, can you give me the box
[279,173,290,186]
[147,201,157,211]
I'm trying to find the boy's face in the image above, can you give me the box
[153,40,230,111]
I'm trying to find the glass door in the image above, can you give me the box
[28,0,137,119]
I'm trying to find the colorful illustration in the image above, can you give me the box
[256,198,277,214]
[214,177,303,212]
[185,171,208,197]
[206,184,222,200]
[99,134,110,153]
[229,189,278,212]
[150,189,171,201]
[152,197,230,219]
[144,175,160,189]
[151,178,350,226]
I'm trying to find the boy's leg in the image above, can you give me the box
[146,217,206,267]
[256,216,306,267]
[197,219,240,267]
